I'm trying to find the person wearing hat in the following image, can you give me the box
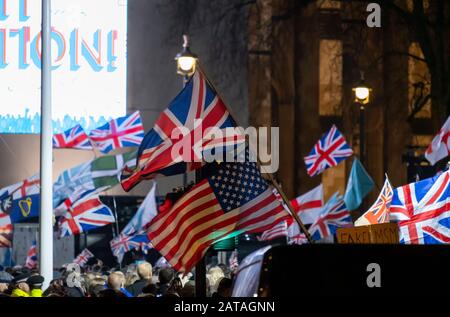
[27,275,44,297]
[0,270,13,297]
[11,272,31,297]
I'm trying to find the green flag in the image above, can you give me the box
[343,158,375,211]
[91,150,137,189]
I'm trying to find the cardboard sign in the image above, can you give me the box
[337,223,399,244]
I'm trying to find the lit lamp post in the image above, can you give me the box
[175,35,206,297]
[352,73,371,165]
[175,35,198,187]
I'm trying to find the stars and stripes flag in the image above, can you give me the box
[425,116,450,165]
[304,125,353,177]
[53,124,93,150]
[390,170,450,244]
[89,111,145,154]
[58,195,115,237]
[73,248,94,267]
[25,240,37,269]
[120,70,244,192]
[0,212,13,248]
[309,192,353,241]
[229,250,238,271]
[257,220,288,242]
[355,177,393,226]
[147,160,290,273]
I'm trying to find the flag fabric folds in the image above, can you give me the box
[308,192,353,241]
[73,248,94,267]
[425,116,450,165]
[58,196,115,237]
[89,111,145,154]
[110,183,158,261]
[257,221,288,241]
[24,240,37,269]
[304,125,353,177]
[53,151,137,209]
[0,212,13,248]
[120,70,243,192]
[343,158,374,211]
[290,184,324,225]
[355,177,393,226]
[147,160,289,273]
[53,124,93,150]
[390,171,450,244]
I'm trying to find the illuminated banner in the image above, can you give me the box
[0,0,127,133]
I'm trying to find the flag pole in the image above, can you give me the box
[39,0,53,290]
[196,64,313,244]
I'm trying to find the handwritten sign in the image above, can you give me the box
[337,223,399,244]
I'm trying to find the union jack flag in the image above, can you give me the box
[59,196,115,237]
[304,125,353,177]
[309,192,353,240]
[25,240,37,269]
[110,231,151,262]
[73,248,94,267]
[229,250,239,271]
[288,233,308,245]
[257,220,288,241]
[0,212,13,248]
[390,170,450,244]
[53,124,93,150]
[89,111,145,154]
[120,70,244,192]
[355,177,393,226]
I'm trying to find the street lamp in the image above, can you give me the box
[352,72,371,165]
[175,34,205,298]
[175,34,198,79]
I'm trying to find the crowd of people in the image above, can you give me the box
[0,261,234,298]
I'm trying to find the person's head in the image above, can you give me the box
[158,268,174,285]
[137,261,152,280]
[207,266,224,294]
[16,282,30,294]
[26,274,44,290]
[107,272,124,291]
[216,277,232,297]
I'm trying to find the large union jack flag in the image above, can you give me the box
[309,192,353,240]
[89,111,145,154]
[120,70,243,192]
[53,124,93,150]
[304,125,353,177]
[355,177,393,226]
[390,170,450,244]
[59,196,115,237]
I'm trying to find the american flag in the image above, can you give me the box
[304,125,353,177]
[309,192,353,240]
[121,70,243,192]
[25,240,37,269]
[0,212,13,248]
[390,170,450,244]
[147,160,289,273]
[89,111,145,154]
[355,177,393,226]
[59,196,115,237]
[73,248,94,267]
[53,124,93,150]
[257,220,288,241]
[229,250,239,271]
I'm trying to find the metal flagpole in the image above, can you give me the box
[39,0,53,290]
